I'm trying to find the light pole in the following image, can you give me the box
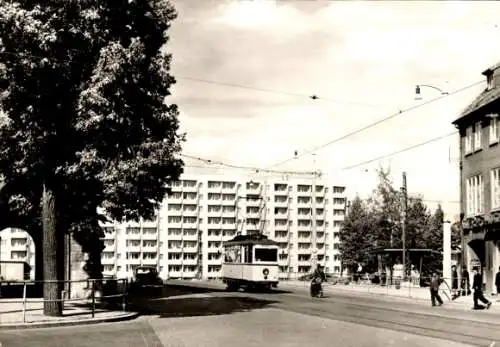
[311,154,318,270]
[415,84,448,100]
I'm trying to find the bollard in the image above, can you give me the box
[22,282,27,323]
[121,279,127,312]
[91,279,95,318]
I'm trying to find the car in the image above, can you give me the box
[130,266,164,297]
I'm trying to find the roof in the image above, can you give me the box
[223,234,279,247]
[453,61,500,124]
[453,86,500,123]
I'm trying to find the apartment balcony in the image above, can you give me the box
[168,247,183,253]
[274,200,288,208]
[222,186,237,194]
[298,248,311,254]
[245,211,260,219]
[142,258,158,266]
[182,209,199,217]
[167,259,183,265]
[166,222,183,229]
[207,259,222,266]
[182,222,198,229]
[221,223,236,230]
[126,233,141,240]
[207,234,222,241]
[183,196,199,203]
[182,258,198,266]
[332,215,345,221]
[182,233,198,242]
[182,246,198,253]
[298,260,312,267]
[169,196,183,203]
[245,185,262,195]
[141,233,158,240]
[101,258,116,265]
[221,211,236,218]
[273,236,289,243]
[141,220,158,228]
[297,213,311,219]
[102,232,116,240]
[222,199,236,206]
[207,210,222,217]
[297,225,312,232]
[168,271,182,278]
[141,246,158,253]
[182,185,199,193]
[103,244,115,252]
[245,199,262,207]
[125,246,141,252]
[126,258,141,265]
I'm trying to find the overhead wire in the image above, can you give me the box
[176,75,389,108]
[341,131,458,170]
[265,80,484,170]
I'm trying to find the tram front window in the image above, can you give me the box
[254,248,278,262]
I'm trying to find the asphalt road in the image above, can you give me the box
[1,283,499,347]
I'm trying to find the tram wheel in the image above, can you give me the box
[226,282,239,292]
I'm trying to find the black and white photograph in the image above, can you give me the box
[0,0,500,346]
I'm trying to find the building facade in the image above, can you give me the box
[0,227,36,279]
[99,173,347,280]
[453,61,500,293]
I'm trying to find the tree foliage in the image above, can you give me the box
[0,0,184,314]
[340,167,458,275]
[339,196,378,273]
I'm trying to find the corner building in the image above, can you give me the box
[453,61,500,293]
[99,173,347,280]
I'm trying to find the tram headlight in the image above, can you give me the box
[263,268,269,279]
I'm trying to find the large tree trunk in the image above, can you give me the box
[42,184,63,316]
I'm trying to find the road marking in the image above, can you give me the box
[490,342,496,347]
[140,332,149,347]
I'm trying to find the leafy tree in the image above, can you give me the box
[0,0,184,316]
[339,196,378,274]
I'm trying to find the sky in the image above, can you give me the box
[167,0,500,217]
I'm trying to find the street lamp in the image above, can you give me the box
[415,84,448,100]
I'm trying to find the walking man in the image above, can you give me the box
[495,266,500,295]
[430,272,443,307]
[472,267,491,309]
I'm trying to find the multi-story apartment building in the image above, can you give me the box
[0,227,36,279]
[99,173,347,281]
[452,61,500,293]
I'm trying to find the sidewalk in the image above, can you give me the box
[280,280,500,310]
[0,298,138,330]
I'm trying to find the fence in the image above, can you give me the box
[0,278,129,323]
[280,274,464,302]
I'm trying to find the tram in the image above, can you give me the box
[221,234,279,291]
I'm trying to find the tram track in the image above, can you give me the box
[229,291,500,346]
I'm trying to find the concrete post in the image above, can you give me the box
[443,218,452,284]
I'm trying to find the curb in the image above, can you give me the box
[0,311,140,330]
[280,283,475,308]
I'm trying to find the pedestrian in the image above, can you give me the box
[472,267,491,309]
[451,265,459,298]
[461,268,471,296]
[495,266,500,295]
[430,272,443,307]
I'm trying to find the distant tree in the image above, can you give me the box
[339,196,378,274]
[0,0,184,316]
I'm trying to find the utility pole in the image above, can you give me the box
[311,155,318,270]
[401,172,408,278]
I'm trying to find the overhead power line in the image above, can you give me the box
[176,76,388,108]
[266,80,484,170]
[341,131,458,170]
[180,154,315,176]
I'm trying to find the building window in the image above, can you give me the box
[474,122,482,150]
[466,174,484,215]
[465,126,473,154]
[491,168,500,210]
[490,115,499,145]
